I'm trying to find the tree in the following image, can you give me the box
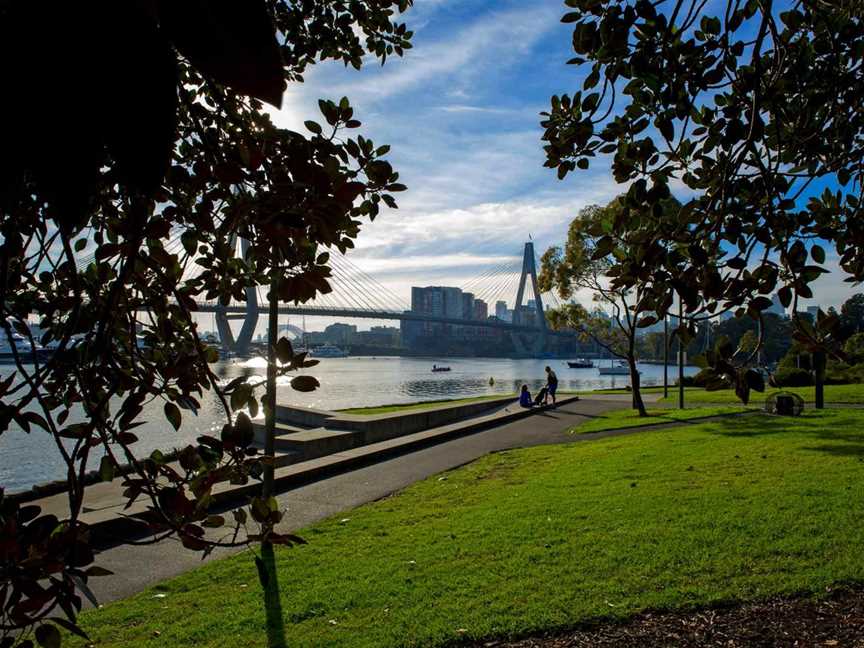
[540,201,661,416]
[0,1,413,645]
[844,332,864,365]
[840,294,864,339]
[541,0,863,365]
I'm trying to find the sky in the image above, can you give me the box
[244,0,860,334]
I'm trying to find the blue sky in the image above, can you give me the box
[263,0,857,331]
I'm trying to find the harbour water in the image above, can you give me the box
[0,357,697,493]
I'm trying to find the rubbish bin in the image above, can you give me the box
[775,394,795,416]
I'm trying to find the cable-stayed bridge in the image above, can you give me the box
[78,235,572,355]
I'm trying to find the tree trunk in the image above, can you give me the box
[813,350,826,410]
[258,246,286,648]
[628,354,647,417]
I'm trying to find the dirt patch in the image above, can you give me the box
[472,586,864,647]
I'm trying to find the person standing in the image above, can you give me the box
[544,366,558,405]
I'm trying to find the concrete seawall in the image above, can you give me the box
[274,396,517,444]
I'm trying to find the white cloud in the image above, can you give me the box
[321,2,561,106]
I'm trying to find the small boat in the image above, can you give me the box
[309,344,349,358]
[598,360,635,375]
[432,364,451,373]
[567,359,594,369]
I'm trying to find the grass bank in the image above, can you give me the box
[571,406,752,434]
[658,383,864,405]
[74,410,864,647]
[338,393,515,415]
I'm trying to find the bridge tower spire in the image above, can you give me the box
[511,241,548,356]
[214,236,259,354]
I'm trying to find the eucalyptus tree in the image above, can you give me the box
[0,1,412,645]
[541,0,863,385]
[540,202,657,416]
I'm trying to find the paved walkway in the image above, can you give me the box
[88,397,629,604]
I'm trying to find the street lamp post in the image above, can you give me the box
[663,315,669,399]
[678,300,685,410]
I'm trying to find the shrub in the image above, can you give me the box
[844,332,864,365]
[678,368,724,388]
[772,367,813,387]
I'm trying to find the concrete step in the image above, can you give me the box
[271,450,302,468]
[252,421,308,447]
[271,428,360,461]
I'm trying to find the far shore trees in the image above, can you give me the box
[0,1,413,645]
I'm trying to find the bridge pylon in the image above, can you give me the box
[214,236,259,354]
[510,241,548,357]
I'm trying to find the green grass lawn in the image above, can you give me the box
[657,383,864,405]
[74,410,864,648]
[338,393,515,415]
[571,406,752,434]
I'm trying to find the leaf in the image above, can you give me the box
[750,296,773,311]
[744,369,765,392]
[99,456,115,482]
[158,0,285,107]
[35,624,61,648]
[235,412,254,447]
[202,515,226,528]
[811,244,825,264]
[275,337,294,364]
[164,401,182,431]
[69,573,99,608]
[304,120,322,135]
[290,375,320,393]
[48,617,89,640]
[636,315,658,328]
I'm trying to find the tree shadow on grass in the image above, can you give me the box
[707,411,864,459]
[256,543,287,648]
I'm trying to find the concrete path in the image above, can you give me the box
[88,397,628,604]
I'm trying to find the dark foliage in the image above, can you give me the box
[0,1,413,644]
[542,0,863,366]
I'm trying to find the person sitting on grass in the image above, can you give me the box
[519,384,533,408]
[544,366,558,405]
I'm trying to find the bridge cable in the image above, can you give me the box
[459,259,519,294]
[326,263,387,313]
[326,262,381,312]
[467,261,518,301]
[329,255,406,313]
[473,262,522,306]
[330,253,408,311]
